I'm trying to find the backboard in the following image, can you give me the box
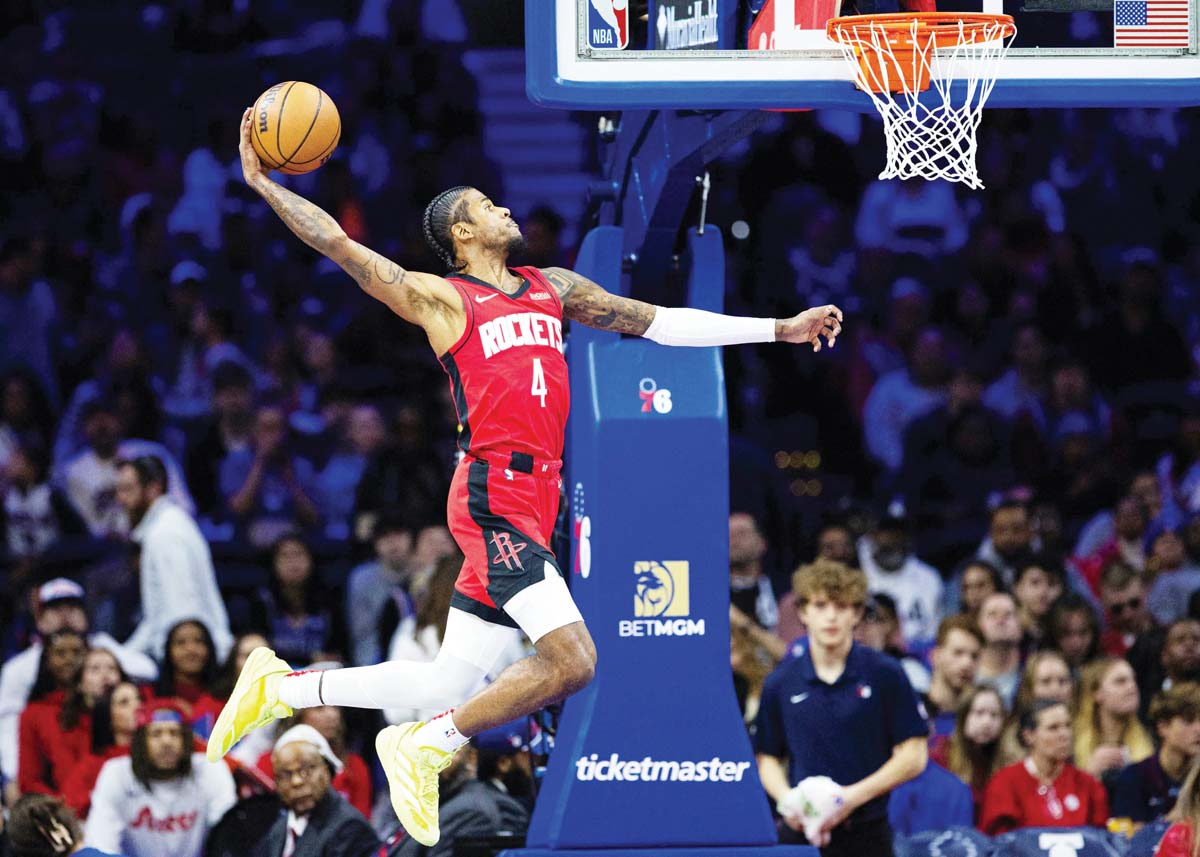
[526,0,1200,109]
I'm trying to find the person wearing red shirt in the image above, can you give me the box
[17,630,88,795]
[254,705,372,817]
[1099,560,1156,657]
[980,699,1109,835]
[62,680,142,817]
[1157,758,1200,857]
[154,619,223,741]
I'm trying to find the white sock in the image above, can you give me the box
[412,710,470,753]
[277,670,325,710]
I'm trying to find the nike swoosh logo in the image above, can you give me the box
[790,693,809,704]
[475,293,499,303]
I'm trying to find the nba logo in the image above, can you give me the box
[588,0,629,49]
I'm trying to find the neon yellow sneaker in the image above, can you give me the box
[206,647,293,762]
[376,722,456,846]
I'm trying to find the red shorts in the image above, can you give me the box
[447,452,563,627]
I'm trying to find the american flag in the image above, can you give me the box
[1114,0,1191,47]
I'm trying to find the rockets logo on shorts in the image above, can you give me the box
[588,0,630,48]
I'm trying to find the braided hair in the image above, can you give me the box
[422,186,474,272]
[8,795,82,856]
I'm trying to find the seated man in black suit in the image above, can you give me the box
[254,725,380,857]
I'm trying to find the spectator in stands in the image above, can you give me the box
[153,619,223,740]
[316,403,387,541]
[956,560,1004,618]
[1099,560,1155,656]
[979,699,1108,834]
[976,592,1024,708]
[386,742,528,857]
[1111,682,1200,827]
[1134,619,1200,724]
[0,579,157,801]
[754,559,928,855]
[854,593,931,695]
[17,629,87,795]
[977,501,1036,585]
[345,512,415,668]
[732,600,786,722]
[62,396,193,538]
[729,512,780,633]
[1073,657,1153,779]
[924,617,983,738]
[856,513,942,653]
[1083,495,1148,576]
[1,433,87,566]
[163,294,254,422]
[983,323,1049,426]
[62,681,141,817]
[1159,751,1200,857]
[475,722,536,814]
[817,523,857,566]
[251,725,378,857]
[255,706,372,818]
[0,237,60,409]
[1047,593,1100,671]
[115,456,232,660]
[183,361,255,518]
[1146,520,1200,626]
[248,535,346,666]
[862,327,949,473]
[7,793,125,857]
[997,650,1075,767]
[84,701,236,857]
[1012,554,1065,650]
[219,400,320,549]
[932,685,1006,821]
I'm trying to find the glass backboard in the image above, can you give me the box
[526,0,1200,109]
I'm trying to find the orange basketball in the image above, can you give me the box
[249,81,340,175]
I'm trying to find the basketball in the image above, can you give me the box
[249,81,340,175]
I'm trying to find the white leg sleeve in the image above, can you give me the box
[316,608,517,714]
[502,567,584,644]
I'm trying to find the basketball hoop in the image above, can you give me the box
[826,13,1017,189]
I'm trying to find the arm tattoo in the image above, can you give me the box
[339,248,407,291]
[541,267,656,335]
[254,179,345,256]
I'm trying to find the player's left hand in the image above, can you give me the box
[777,304,843,352]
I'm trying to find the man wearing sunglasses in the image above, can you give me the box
[1099,560,1155,657]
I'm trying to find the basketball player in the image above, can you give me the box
[210,108,844,846]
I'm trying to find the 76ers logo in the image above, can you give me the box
[588,0,629,48]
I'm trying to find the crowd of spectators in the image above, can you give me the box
[2,0,1200,855]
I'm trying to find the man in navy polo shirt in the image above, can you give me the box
[754,559,928,857]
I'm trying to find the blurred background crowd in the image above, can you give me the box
[1,0,1200,855]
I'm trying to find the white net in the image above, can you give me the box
[828,16,1016,189]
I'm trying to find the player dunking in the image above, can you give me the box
[209,108,844,846]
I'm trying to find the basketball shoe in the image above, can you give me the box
[376,722,457,846]
[206,647,293,762]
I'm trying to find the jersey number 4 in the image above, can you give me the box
[531,357,548,407]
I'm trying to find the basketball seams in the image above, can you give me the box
[278,86,323,170]
[251,99,283,169]
[274,81,299,167]
[287,115,340,166]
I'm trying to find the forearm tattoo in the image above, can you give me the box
[340,248,405,291]
[542,267,656,336]
[255,179,345,256]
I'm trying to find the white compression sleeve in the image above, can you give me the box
[302,609,517,712]
[642,306,776,347]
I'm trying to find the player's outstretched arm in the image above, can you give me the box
[238,109,460,335]
[541,267,842,351]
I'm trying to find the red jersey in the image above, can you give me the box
[440,267,569,461]
[979,758,1109,835]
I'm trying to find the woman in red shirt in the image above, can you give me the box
[61,680,142,816]
[1158,760,1200,856]
[255,705,373,816]
[154,619,224,741]
[980,699,1109,835]
[17,631,89,795]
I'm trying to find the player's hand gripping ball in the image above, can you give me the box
[777,776,845,846]
[249,81,340,175]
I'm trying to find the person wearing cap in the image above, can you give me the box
[0,580,157,801]
[856,513,942,654]
[386,740,528,857]
[253,725,378,857]
[84,701,235,857]
[114,456,232,661]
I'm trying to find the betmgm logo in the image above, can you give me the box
[619,561,706,637]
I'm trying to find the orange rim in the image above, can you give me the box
[826,12,1016,48]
